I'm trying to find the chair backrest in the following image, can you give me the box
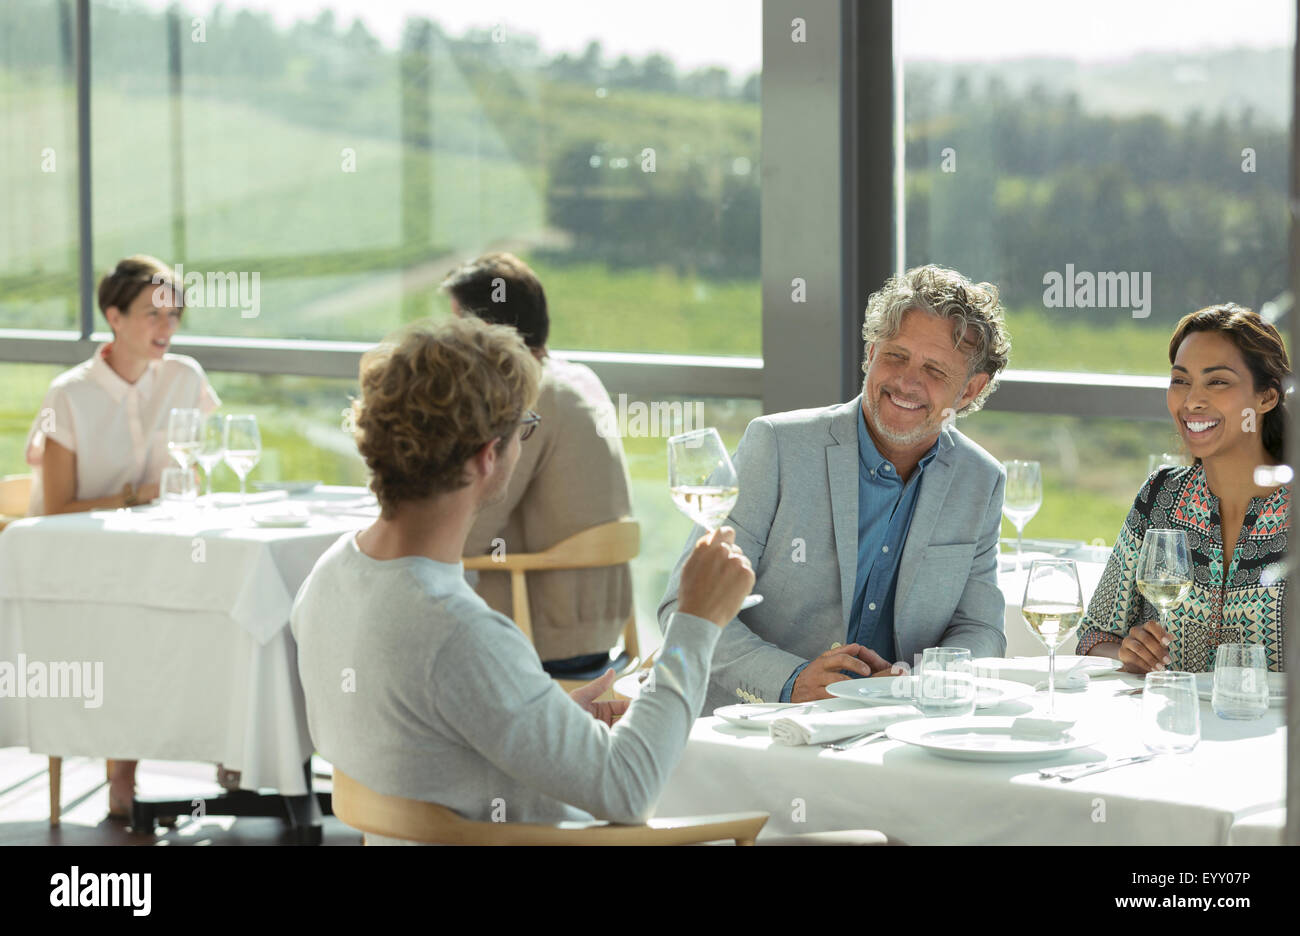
[0,474,33,526]
[462,517,640,573]
[462,518,640,651]
[330,768,767,845]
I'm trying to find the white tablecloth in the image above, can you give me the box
[652,668,1287,845]
[0,486,376,796]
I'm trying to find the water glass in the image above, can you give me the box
[1141,671,1200,754]
[1211,643,1269,720]
[917,647,976,717]
[160,466,198,511]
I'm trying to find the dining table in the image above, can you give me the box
[643,661,1287,845]
[0,485,378,840]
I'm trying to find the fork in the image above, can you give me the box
[821,730,887,751]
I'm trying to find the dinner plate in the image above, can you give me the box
[713,698,865,729]
[972,656,1123,686]
[885,716,1098,762]
[1195,671,1286,707]
[826,675,1032,709]
[253,481,321,494]
[252,514,311,528]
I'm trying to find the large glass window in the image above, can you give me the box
[0,0,79,331]
[87,0,761,353]
[899,0,1294,375]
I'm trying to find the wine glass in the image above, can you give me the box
[223,414,262,509]
[1021,558,1084,716]
[667,427,761,610]
[197,413,226,499]
[1002,460,1042,570]
[1136,529,1192,667]
[167,408,201,471]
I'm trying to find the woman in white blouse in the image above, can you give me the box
[24,254,221,816]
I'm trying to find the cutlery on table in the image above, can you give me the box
[821,730,887,751]
[1038,753,1155,781]
[739,703,812,721]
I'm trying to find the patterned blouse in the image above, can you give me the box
[1077,463,1288,672]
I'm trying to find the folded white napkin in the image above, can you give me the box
[1009,716,1075,741]
[769,705,920,746]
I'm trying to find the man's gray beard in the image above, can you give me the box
[864,390,940,447]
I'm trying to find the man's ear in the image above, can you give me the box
[468,437,500,483]
[957,371,990,410]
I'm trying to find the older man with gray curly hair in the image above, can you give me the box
[658,264,1013,710]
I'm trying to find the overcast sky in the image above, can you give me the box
[139,0,1292,72]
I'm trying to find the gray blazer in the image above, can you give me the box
[657,396,1007,712]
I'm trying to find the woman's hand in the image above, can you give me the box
[1118,619,1174,674]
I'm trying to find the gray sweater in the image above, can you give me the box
[290,531,721,843]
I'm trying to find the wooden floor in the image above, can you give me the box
[0,747,361,845]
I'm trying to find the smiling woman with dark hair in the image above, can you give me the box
[1079,303,1290,674]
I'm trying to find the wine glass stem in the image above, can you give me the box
[239,473,247,509]
[1047,646,1056,716]
[1016,524,1025,570]
[1160,608,1171,668]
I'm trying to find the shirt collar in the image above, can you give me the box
[88,343,159,402]
[857,407,947,478]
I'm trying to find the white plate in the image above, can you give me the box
[972,656,1123,686]
[826,675,1031,710]
[1195,671,1286,707]
[253,481,322,494]
[252,515,311,528]
[713,698,865,730]
[886,716,1098,762]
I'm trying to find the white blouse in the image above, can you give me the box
[24,344,221,515]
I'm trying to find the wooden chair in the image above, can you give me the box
[331,768,767,845]
[0,474,31,531]
[463,519,643,692]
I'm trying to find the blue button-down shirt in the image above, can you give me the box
[779,410,947,701]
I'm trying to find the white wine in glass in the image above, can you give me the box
[1021,558,1084,716]
[668,427,761,610]
[223,414,262,509]
[1136,528,1192,666]
[1001,460,1042,570]
[167,407,201,471]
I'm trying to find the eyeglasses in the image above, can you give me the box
[518,410,540,442]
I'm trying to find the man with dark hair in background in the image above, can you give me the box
[443,253,635,677]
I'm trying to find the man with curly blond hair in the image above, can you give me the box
[291,316,754,842]
[659,265,1013,711]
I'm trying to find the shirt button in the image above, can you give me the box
[868,602,877,611]
[882,545,889,553]
[882,464,891,472]
[870,470,875,477]
[830,642,842,649]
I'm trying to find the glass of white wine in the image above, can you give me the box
[196,413,226,500]
[1001,460,1042,570]
[223,414,262,509]
[1136,528,1192,667]
[1021,558,1084,716]
[167,407,201,471]
[667,427,761,610]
